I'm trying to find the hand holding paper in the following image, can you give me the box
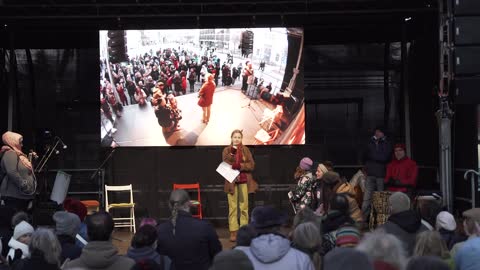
[216,162,240,183]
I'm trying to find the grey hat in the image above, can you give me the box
[53,211,81,238]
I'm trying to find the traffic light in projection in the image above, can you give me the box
[107,30,128,63]
[241,30,254,57]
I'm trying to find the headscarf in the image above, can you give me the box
[1,131,33,171]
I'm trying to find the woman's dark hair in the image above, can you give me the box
[406,256,450,270]
[236,225,257,247]
[323,160,334,171]
[131,224,158,248]
[329,194,350,215]
[321,172,342,212]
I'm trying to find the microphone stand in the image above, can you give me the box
[35,138,62,174]
[34,137,64,202]
[90,148,116,180]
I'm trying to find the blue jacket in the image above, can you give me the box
[455,237,480,270]
[156,211,222,270]
[236,234,314,270]
[364,137,392,177]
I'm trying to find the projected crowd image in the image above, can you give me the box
[99,28,305,147]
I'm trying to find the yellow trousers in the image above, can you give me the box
[227,183,249,232]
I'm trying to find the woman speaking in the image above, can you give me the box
[0,131,37,212]
[222,130,258,242]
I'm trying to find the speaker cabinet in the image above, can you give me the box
[455,46,480,75]
[455,77,480,104]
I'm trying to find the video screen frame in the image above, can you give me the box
[99,28,305,147]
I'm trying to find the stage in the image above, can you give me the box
[112,87,278,146]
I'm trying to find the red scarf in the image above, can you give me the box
[232,145,248,184]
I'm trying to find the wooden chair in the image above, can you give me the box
[172,183,203,219]
[105,184,136,233]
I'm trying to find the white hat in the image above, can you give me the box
[436,211,457,231]
[13,221,34,240]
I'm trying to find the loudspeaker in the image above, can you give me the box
[455,17,480,45]
[241,30,254,56]
[455,46,480,75]
[454,0,480,15]
[107,30,128,63]
[455,77,480,104]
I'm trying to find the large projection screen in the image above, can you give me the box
[99,28,304,147]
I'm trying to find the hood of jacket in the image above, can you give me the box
[79,241,120,268]
[336,183,355,196]
[126,246,159,262]
[388,210,422,233]
[250,234,291,264]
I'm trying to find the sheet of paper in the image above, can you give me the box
[216,161,240,183]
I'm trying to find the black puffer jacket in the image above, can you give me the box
[364,137,392,177]
[380,210,428,256]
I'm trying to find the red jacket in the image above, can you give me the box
[197,80,216,107]
[384,157,418,192]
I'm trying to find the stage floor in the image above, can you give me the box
[113,227,235,255]
[113,87,276,146]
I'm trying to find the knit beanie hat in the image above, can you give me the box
[336,225,361,247]
[299,157,313,171]
[13,221,34,240]
[394,143,406,151]
[436,211,457,231]
[317,164,329,174]
[53,211,81,238]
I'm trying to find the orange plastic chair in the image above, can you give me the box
[80,200,100,215]
[172,183,203,219]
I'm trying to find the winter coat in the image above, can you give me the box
[7,238,29,262]
[336,183,363,223]
[222,146,258,194]
[454,237,480,270]
[57,235,81,263]
[127,246,171,270]
[236,234,314,270]
[365,137,392,177]
[63,241,135,270]
[181,77,187,91]
[156,210,221,270]
[197,80,215,107]
[385,157,418,192]
[380,210,429,256]
[289,172,315,211]
[1,150,35,200]
[10,250,60,270]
